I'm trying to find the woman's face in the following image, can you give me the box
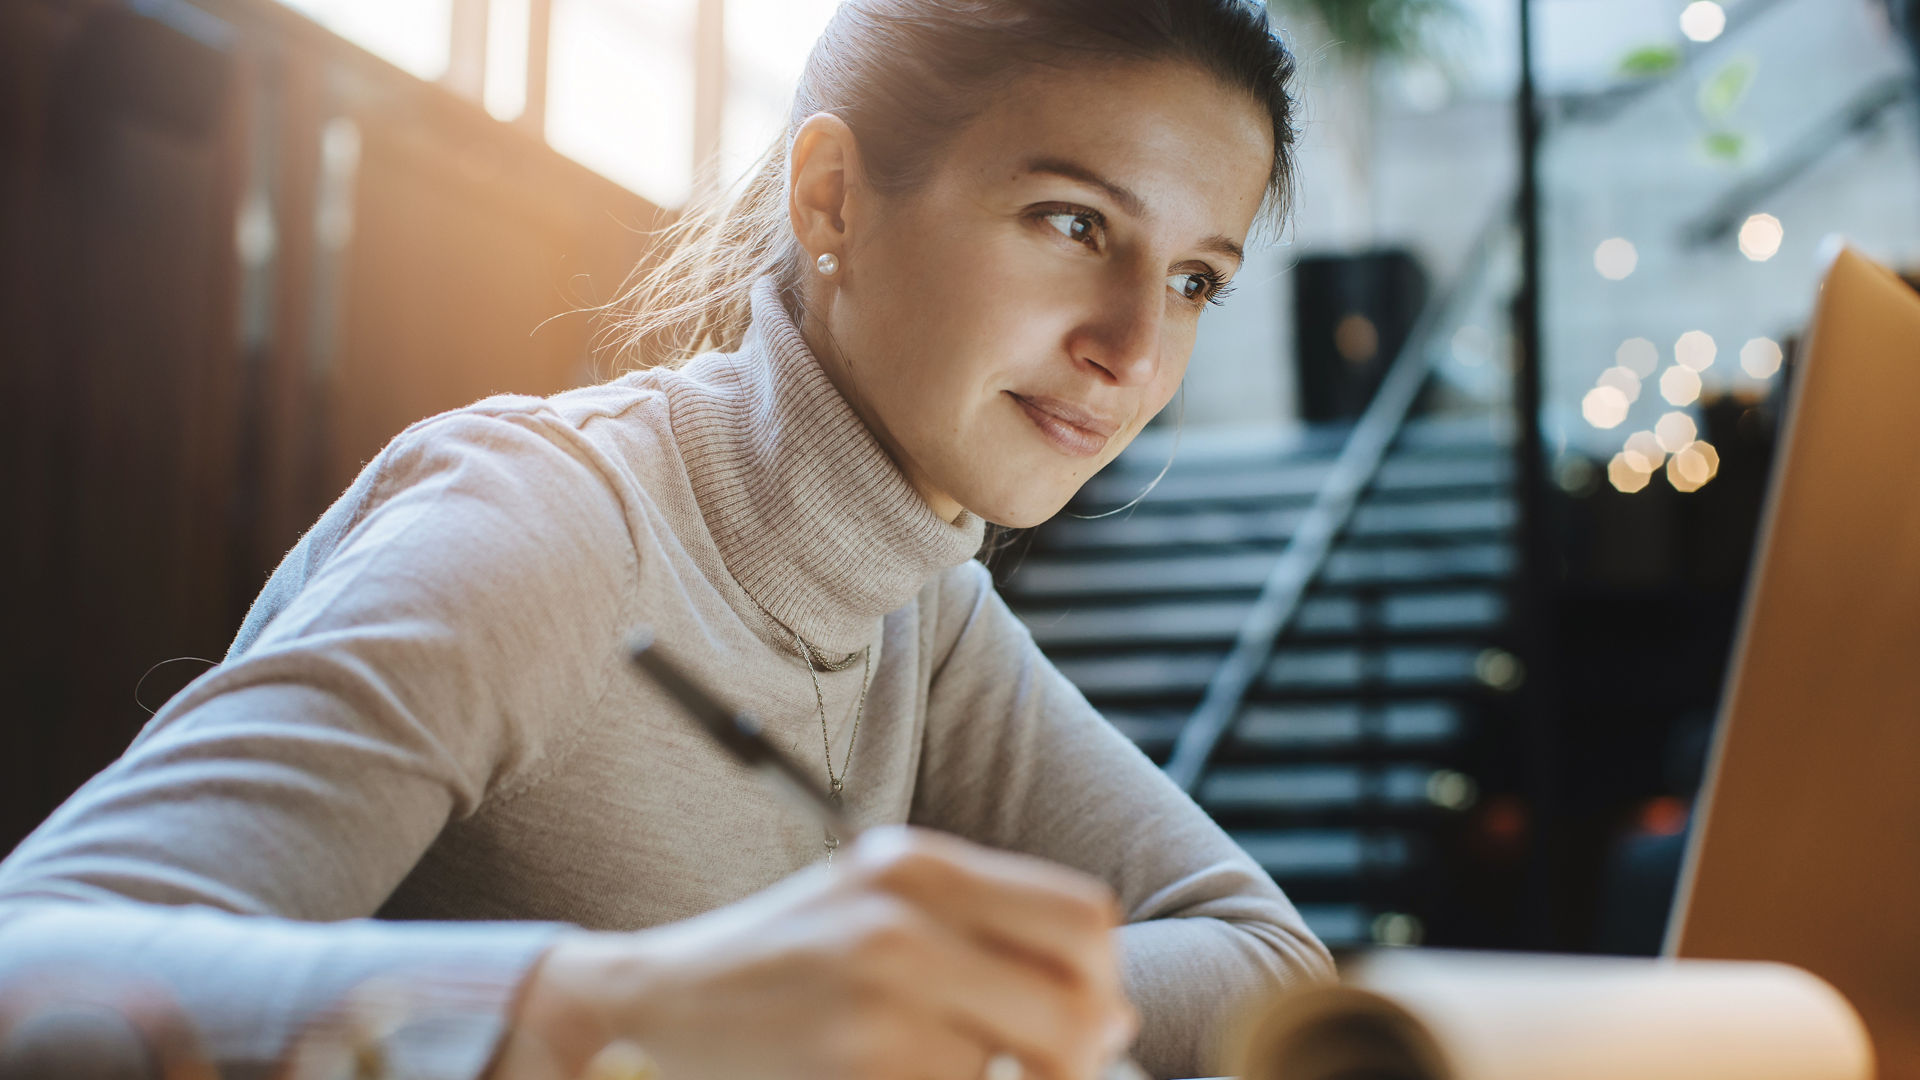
[790,59,1275,528]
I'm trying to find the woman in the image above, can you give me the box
[0,2,1331,1078]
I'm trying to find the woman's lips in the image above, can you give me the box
[1008,392,1119,458]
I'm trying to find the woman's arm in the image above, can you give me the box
[0,406,641,1077]
[0,408,1143,1080]
[911,561,1337,1079]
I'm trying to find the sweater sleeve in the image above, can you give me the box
[0,407,642,1078]
[910,562,1335,1079]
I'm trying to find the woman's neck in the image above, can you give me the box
[795,299,968,525]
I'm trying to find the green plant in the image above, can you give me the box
[1272,0,1470,245]
[1276,0,1468,62]
[1618,44,1684,78]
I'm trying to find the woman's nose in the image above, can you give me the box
[1070,278,1164,387]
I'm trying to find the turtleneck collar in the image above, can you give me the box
[664,274,986,654]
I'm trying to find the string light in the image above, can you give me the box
[1681,1,1727,42]
[1668,440,1721,492]
[1675,330,1717,371]
[1655,411,1699,452]
[1609,453,1652,493]
[1740,213,1785,261]
[1616,337,1660,378]
[1741,337,1783,378]
[1451,325,1492,367]
[1597,366,1643,402]
[1583,386,1631,429]
[1594,238,1639,280]
[1660,365,1703,406]
[1624,430,1667,473]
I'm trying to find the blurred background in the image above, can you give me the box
[3,0,1917,958]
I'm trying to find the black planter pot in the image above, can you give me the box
[1292,247,1431,422]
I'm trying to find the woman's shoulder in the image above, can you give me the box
[234,376,687,648]
[396,370,675,477]
[352,369,698,533]
[913,557,1016,660]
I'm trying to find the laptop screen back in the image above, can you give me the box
[1668,249,1920,1080]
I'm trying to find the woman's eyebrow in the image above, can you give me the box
[1020,155,1148,218]
[1018,155,1244,268]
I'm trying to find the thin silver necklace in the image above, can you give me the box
[752,598,873,862]
[788,625,872,863]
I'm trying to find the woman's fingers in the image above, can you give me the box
[846,829,1124,987]
[859,900,1126,1080]
[499,828,1138,1080]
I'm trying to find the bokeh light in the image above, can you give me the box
[1594,237,1639,280]
[1597,366,1642,402]
[1655,411,1699,452]
[1668,440,1721,492]
[1694,440,1721,475]
[1336,313,1381,363]
[1675,330,1717,371]
[1740,336,1783,378]
[1609,452,1652,493]
[1371,912,1424,947]
[1623,430,1667,473]
[1681,1,1727,42]
[1451,325,1492,367]
[1616,337,1660,377]
[1660,365,1703,406]
[1739,213,1785,261]
[1427,770,1479,811]
[1582,386,1631,429]
[1474,648,1525,691]
[1556,455,1599,495]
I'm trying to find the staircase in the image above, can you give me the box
[999,413,1518,948]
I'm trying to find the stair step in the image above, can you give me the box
[1239,700,1463,747]
[1074,454,1509,510]
[1106,701,1465,758]
[1020,589,1505,648]
[1008,541,1514,599]
[1041,496,1514,552]
[1229,829,1413,878]
[1200,763,1465,814]
[1295,903,1373,946]
[1053,644,1490,700]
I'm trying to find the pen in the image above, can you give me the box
[626,626,1149,1080]
[628,627,861,847]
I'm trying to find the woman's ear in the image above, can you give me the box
[787,112,866,263]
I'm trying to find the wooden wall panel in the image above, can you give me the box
[1,0,665,853]
[3,0,249,849]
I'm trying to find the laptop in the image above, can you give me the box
[1667,248,1920,1080]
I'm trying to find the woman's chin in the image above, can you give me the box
[953,477,1081,530]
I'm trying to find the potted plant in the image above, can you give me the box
[1273,0,1468,241]
[1270,0,1467,419]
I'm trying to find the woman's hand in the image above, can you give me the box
[490,826,1139,1080]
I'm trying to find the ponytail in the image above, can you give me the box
[603,135,800,370]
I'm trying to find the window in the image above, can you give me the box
[274,0,839,209]
[279,0,454,80]
[545,0,698,206]
[718,0,841,191]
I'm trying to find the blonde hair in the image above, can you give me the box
[602,138,802,370]
[601,0,1299,371]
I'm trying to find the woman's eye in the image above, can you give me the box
[1045,211,1099,247]
[1170,272,1210,302]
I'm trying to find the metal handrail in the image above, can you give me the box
[1162,216,1507,795]
[1681,75,1913,247]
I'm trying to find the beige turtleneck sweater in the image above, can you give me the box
[0,277,1331,1078]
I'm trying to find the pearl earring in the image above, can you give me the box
[816,252,839,276]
